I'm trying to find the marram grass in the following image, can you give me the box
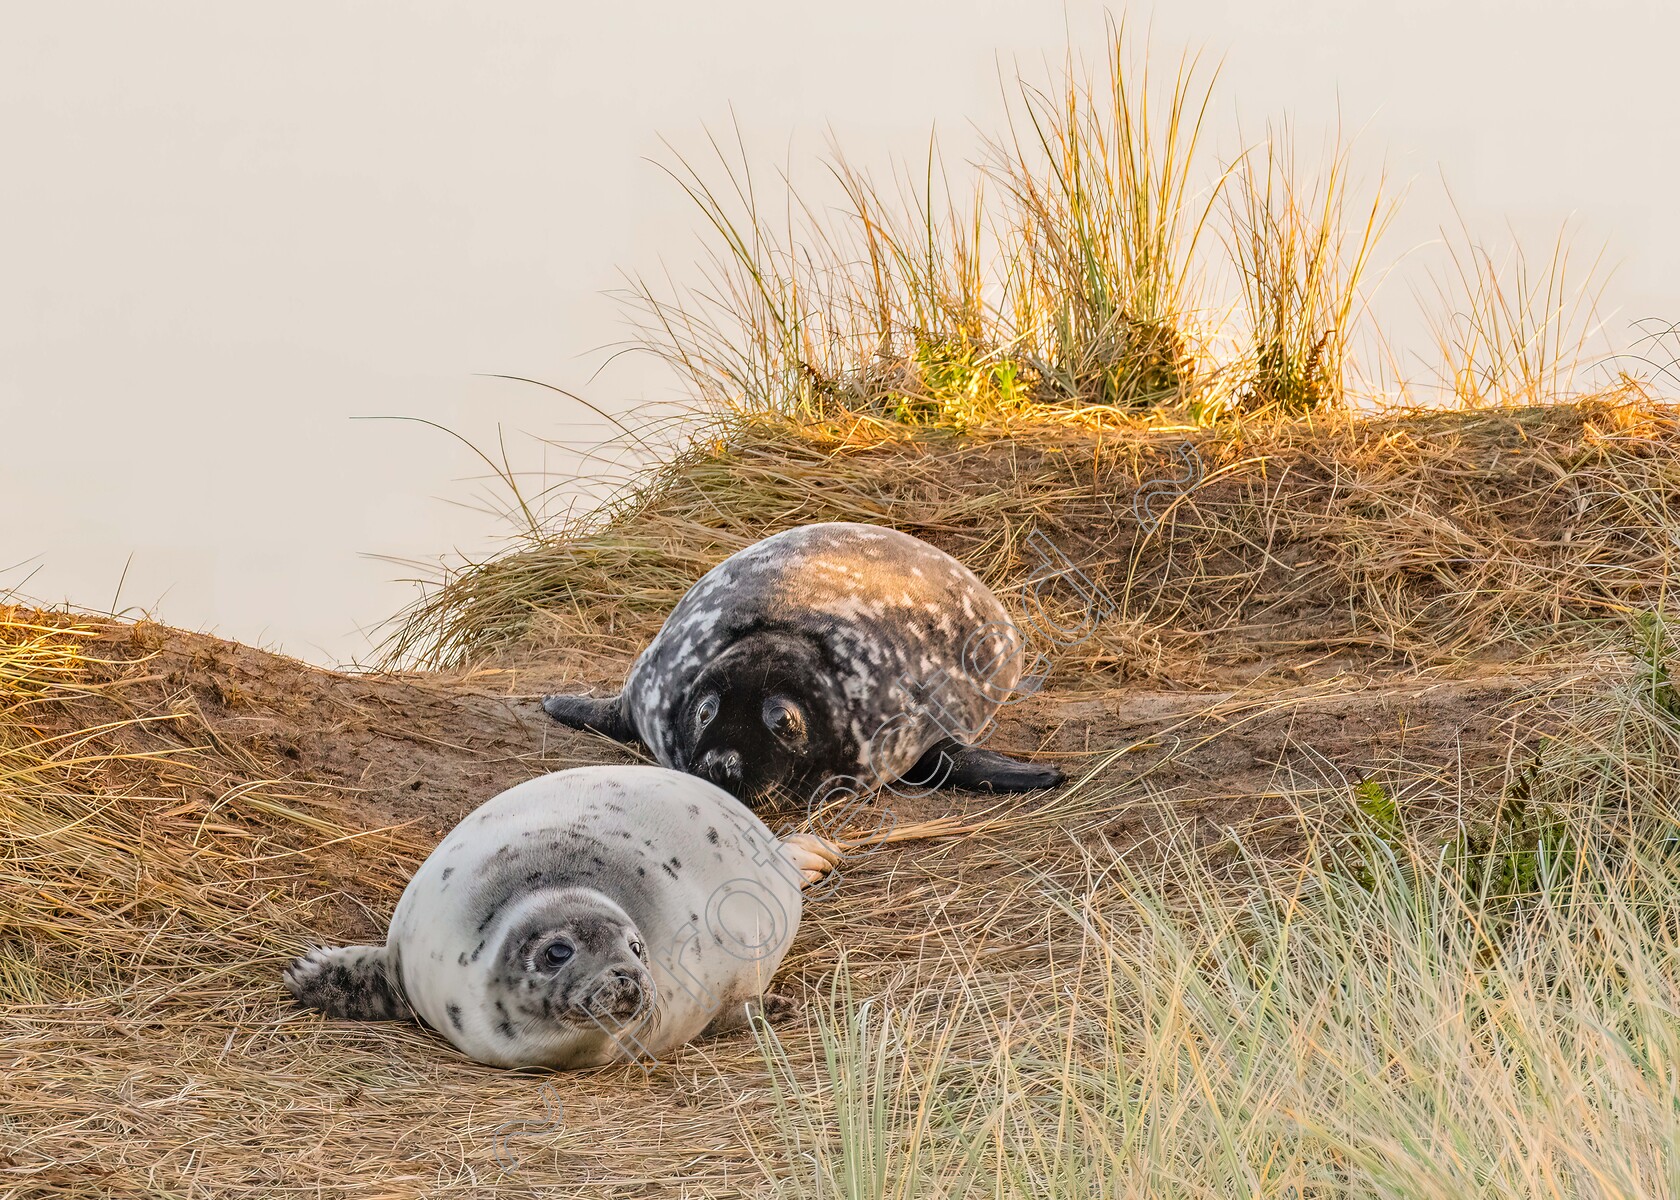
[626,23,1371,429]
[752,641,1680,1199]
[0,608,400,1007]
[622,21,1616,433]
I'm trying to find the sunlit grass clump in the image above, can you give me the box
[1225,124,1391,415]
[630,27,1280,427]
[385,392,1680,670]
[1425,210,1613,409]
[624,21,1617,431]
[756,627,1680,1198]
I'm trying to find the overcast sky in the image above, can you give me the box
[3,0,1675,665]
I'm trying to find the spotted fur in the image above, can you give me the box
[282,766,808,1070]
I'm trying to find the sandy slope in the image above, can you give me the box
[0,608,1559,1197]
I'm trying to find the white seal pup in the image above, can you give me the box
[541,522,1064,807]
[282,765,840,1069]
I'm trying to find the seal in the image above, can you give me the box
[541,522,1064,806]
[282,764,840,1069]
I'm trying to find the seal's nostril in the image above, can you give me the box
[700,749,743,785]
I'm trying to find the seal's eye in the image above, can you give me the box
[762,698,805,741]
[695,694,719,731]
[629,939,645,959]
[540,940,574,969]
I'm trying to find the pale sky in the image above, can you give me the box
[3,1,1675,665]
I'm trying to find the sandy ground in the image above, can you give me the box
[0,611,1563,1197]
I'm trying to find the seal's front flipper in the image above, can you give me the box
[283,945,409,1021]
[904,740,1064,793]
[779,832,843,888]
[540,693,637,744]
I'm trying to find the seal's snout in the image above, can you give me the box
[581,967,653,1024]
[698,748,743,789]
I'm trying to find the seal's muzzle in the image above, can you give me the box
[697,748,743,790]
[580,968,653,1025]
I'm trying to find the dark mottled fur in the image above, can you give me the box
[283,944,408,1021]
[541,523,1063,806]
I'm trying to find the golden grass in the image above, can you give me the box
[0,610,433,1194]
[0,611,288,1004]
[1224,121,1392,415]
[1424,209,1614,409]
[385,389,1680,673]
[992,21,1224,409]
[619,21,1630,439]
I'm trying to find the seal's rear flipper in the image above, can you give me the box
[698,990,801,1039]
[541,693,637,745]
[905,740,1064,793]
[283,945,409,1021]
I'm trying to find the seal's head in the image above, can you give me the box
[490,888,655,1044]
[679,632,848,805]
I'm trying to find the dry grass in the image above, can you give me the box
[622,23,1601,436]
[0,610,419,1195]
[991,24,1225,410]
[1224,121,1392,415]
[385,389,1680,673]
[0,610,337,1006]
[754,637,1680,1198]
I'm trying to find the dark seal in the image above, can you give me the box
[541,522,1063,806]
